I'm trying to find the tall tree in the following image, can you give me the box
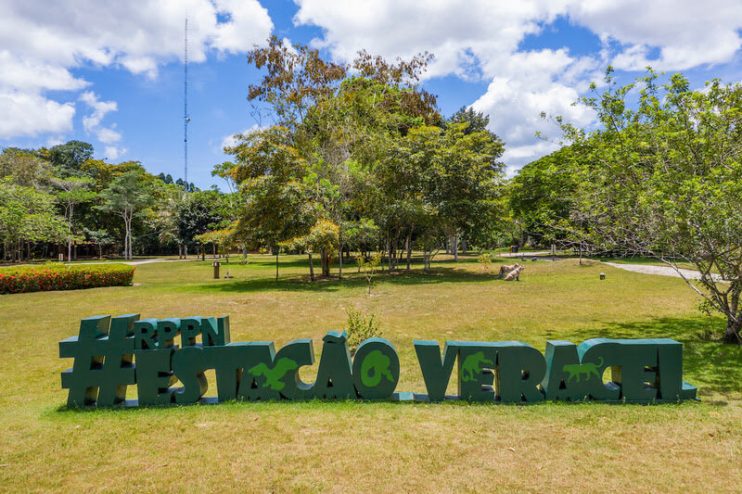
[43,140,94,176]
[52,177,97,260]
[98,169,154,260]
[0,148,53,188]
[562,69,742,344]
[449,106,490,134]
[509,146,582,248]
[0,178,69,261]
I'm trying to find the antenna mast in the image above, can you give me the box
[183,17,190,188]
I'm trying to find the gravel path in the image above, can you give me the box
[498,251,551,258]
[65,258,194,266]
[603,262,724,281]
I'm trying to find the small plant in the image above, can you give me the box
[478,252,492,272]
[356,251,382,295]
[346,307,382,354]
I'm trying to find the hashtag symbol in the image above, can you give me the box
[60,314,139,407]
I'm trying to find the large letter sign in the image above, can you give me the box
[59,315,698,407]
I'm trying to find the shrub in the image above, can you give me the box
[346,307,383,354]
[0,263,135,294]
[478,252,492,272]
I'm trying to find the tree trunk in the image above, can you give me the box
[405,231,412,271]
[275,249,279,281]
[452,234,459,262]
[308,252,315,281]
[320,248,331,277]
[724,316,741,344]
[338,237,343,280]
[123,215,130,260]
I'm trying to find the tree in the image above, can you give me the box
[52,177,97,261]
[98,169,154,260]
[43,140,94,176]
[194,227,236,261]
[0,148,53,188]
[247,35,347,129]
[176,190,231,256]
[84,228,114,259]
[226,126,318,279]
[283,219,340,280]
[0,178,69,261]
[236,37,506,281]
[561,68,742,344]
[449,106,490,134]
[509,147,583,249]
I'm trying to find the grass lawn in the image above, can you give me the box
[1,255,740,492]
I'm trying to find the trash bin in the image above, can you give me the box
[213,261,220,279]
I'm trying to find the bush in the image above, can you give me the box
[346,307,383,354]
[478,252,492,272]
[0,263,135,294]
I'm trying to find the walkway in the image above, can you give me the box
[603,262,724,282]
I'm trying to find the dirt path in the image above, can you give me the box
[603,262,724,281]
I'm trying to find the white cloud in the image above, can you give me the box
[104,146,126,161]
[0,0,273,140]
[294,0,565,80]
[294,0,742,170]
[0,91,75,138]
[80,92,117,134]
[471,51,597,170]
[79,92,122,156]
[221,124,264,150]
[566,0,742,70]
[97,127,122,145]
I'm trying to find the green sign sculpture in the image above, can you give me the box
[59,314,698,408]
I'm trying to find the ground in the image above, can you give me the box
[0,255,740,493]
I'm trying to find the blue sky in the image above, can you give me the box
[0,1,740,189]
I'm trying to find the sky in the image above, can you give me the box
[0,0,740,189]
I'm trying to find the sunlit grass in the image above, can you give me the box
[0,255,739,492]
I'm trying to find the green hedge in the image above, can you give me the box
[0,264,135,294]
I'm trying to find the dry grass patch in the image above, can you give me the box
[0,255,739,492]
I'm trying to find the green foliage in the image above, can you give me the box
[356,251,383,295]
[0,138,238,262]
[509,147,581,246]
[0,178,70,260]
[44,140,94,176]
[229,40,506,282]
[558,68,742,343]
[0,148,53,187]
[305,219,339,255]
[0,263,134,294]
[478,252,492,272]
[345,307,382,353]
[98,168,156,260]
[448,106,490,134]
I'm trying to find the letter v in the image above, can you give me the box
[414,340,458,401]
